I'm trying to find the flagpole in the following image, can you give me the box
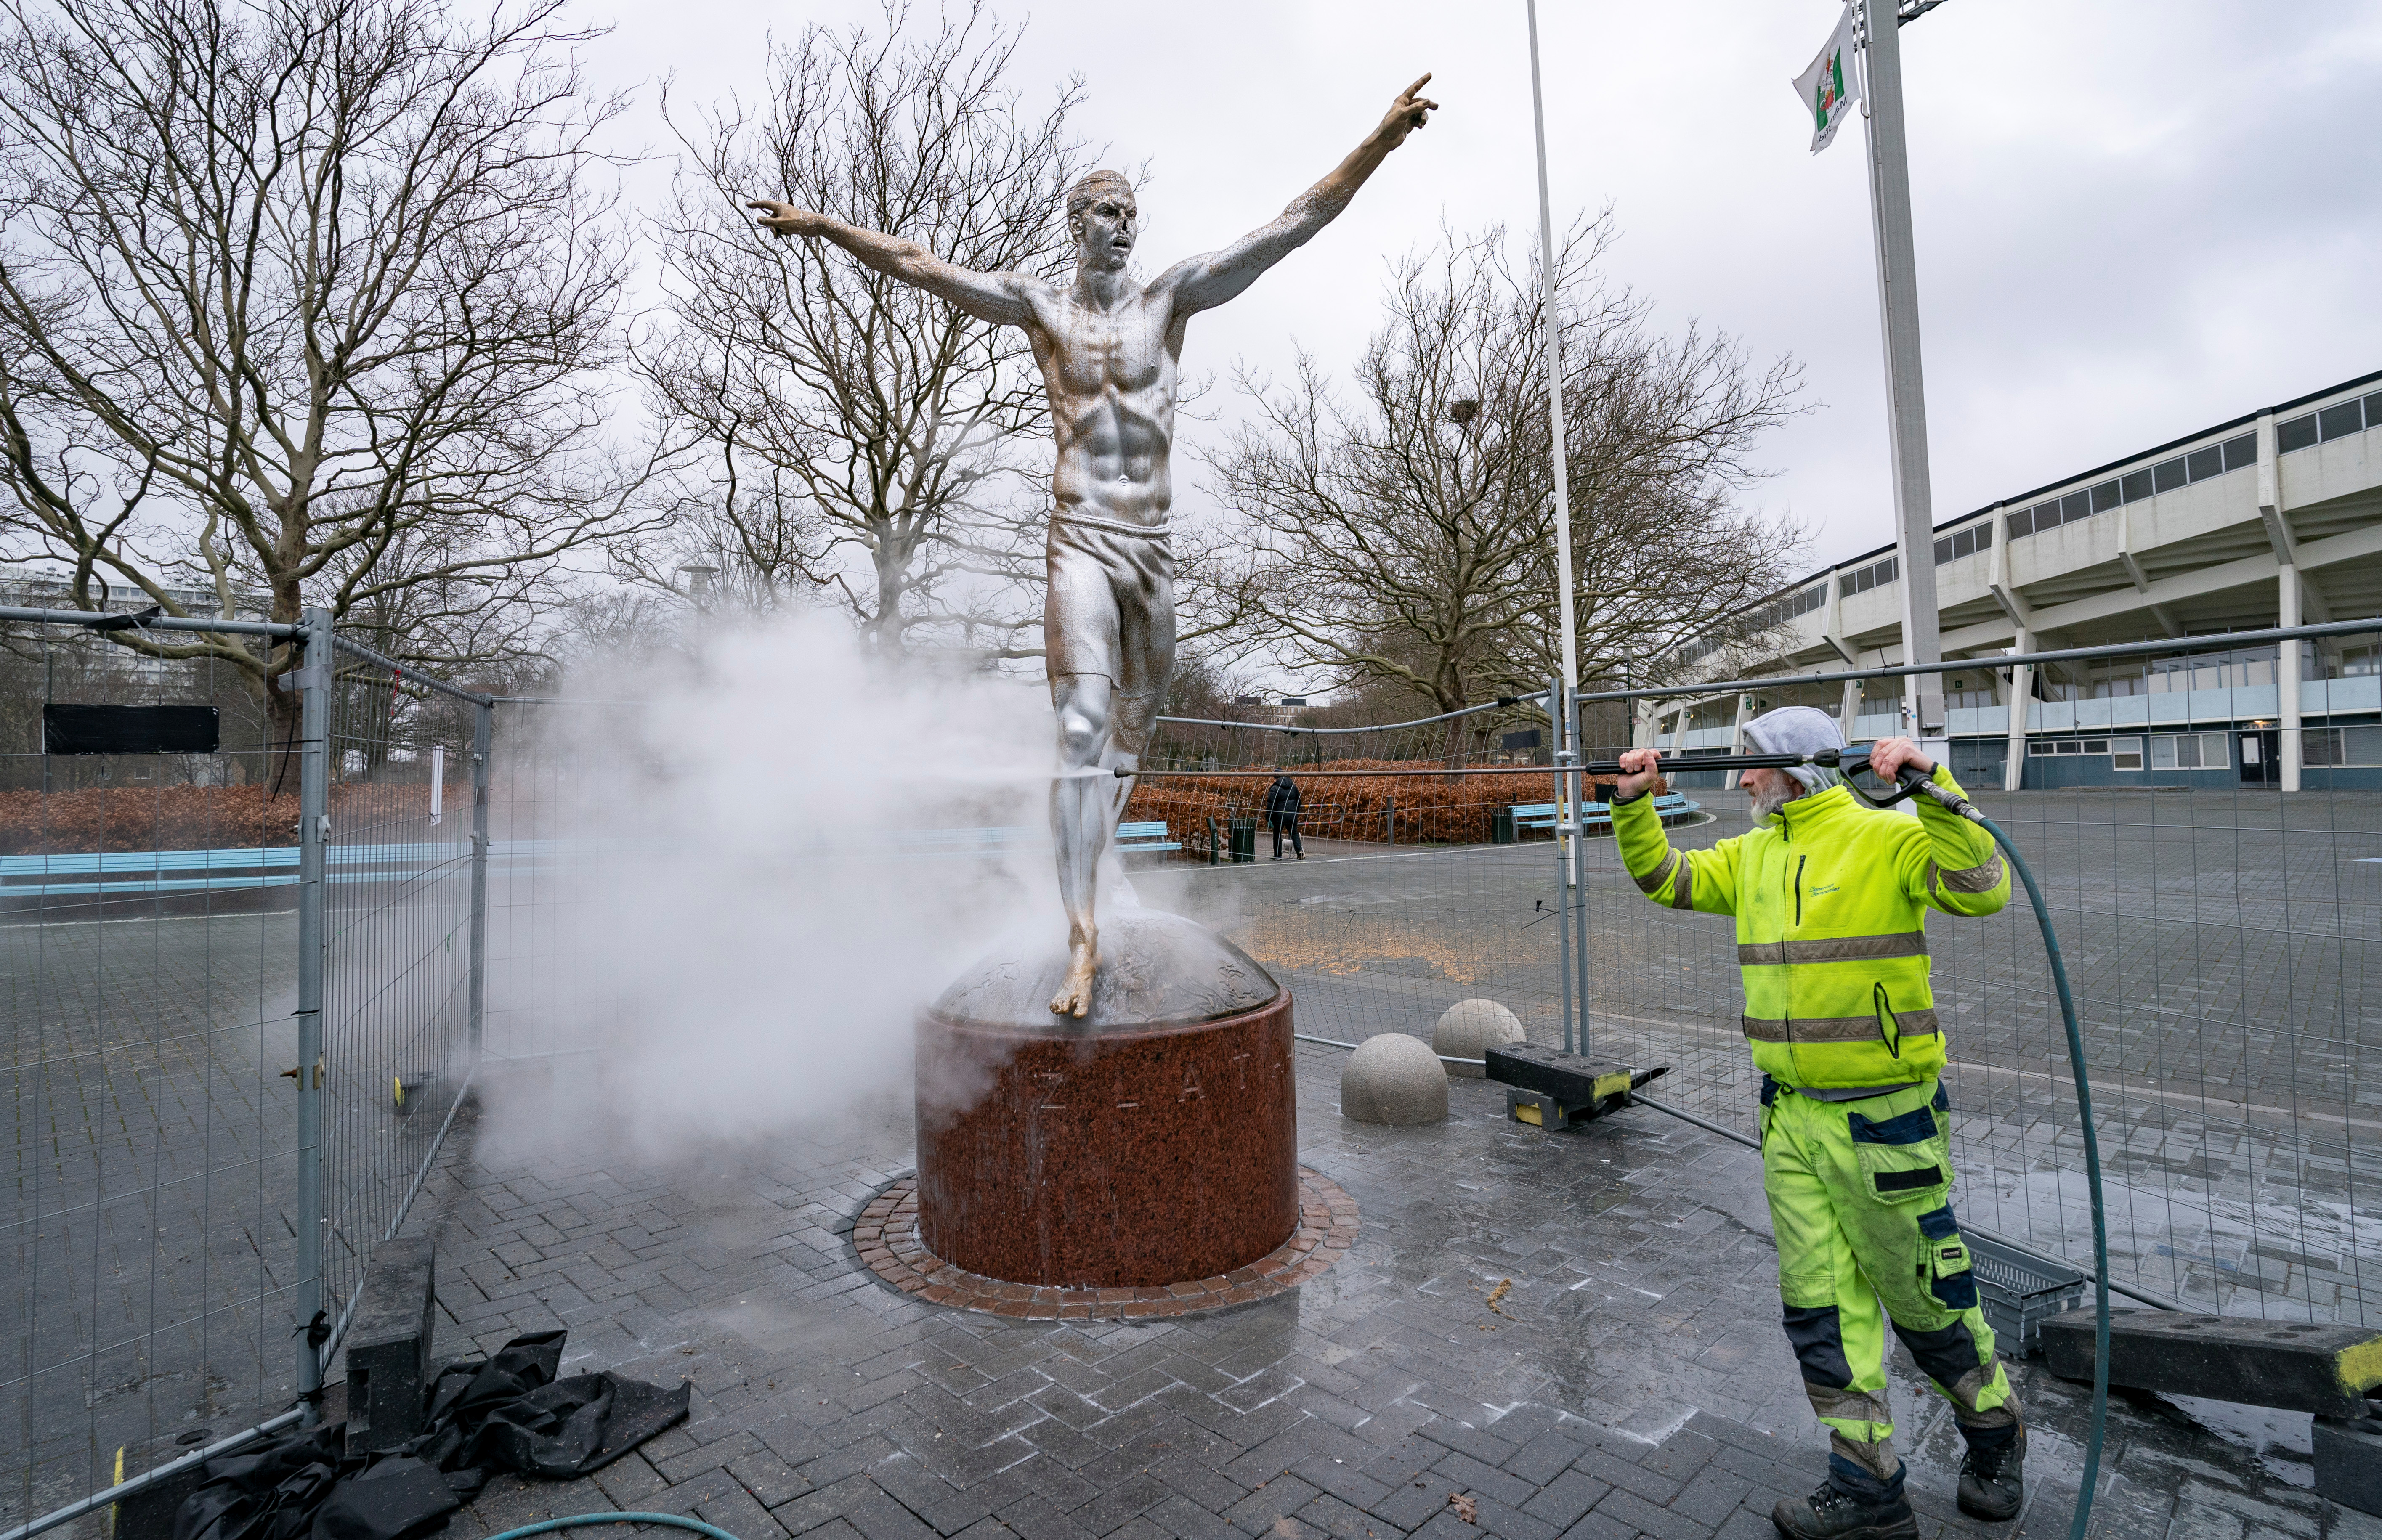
[1857,0,1947,745]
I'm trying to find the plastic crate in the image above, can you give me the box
[1967,1233,2088,1357]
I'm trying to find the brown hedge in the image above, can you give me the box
[0,783,452,855]
[1123,759,1665,849]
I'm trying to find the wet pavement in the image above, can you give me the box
[389,1042,2374,1540]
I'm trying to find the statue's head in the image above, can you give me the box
[1066,170,1136,273]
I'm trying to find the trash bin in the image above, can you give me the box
[1228,818,1257,864]
[1491,806,1516,846]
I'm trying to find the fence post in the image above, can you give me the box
[293,606,331,1422]
[467,701,492,1064]
[1549,679,1575,1056]
[1386,799,1395,847]
[1569,685,1591,1059]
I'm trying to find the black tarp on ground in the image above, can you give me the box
[172,1331,689,1540]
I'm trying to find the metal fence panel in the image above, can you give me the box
[0,616,307,1535]
[316,637,479,1348]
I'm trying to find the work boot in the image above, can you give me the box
[1957,1428,2026,1521]
[1771,1479,1918,1540]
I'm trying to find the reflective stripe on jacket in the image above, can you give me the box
[1612,766,2009,1091]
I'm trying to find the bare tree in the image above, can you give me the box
[640,0,1086,664]
[0,0,665,742]
[1205,218,1806,718]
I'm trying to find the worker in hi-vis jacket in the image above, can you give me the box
[1612,706,2022,1540]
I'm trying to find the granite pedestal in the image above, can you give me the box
[915,907,1297,1289]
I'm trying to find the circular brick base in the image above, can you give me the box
[855,1167,1356,1320]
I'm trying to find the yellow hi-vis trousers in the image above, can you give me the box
[1759,1076,2021,1484]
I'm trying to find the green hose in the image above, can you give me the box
[1891,771,2109,1540]
[482,1514,745,1540]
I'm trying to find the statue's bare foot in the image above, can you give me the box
[1050,933,1099,1017]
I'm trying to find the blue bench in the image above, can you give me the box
[873,827,1039,859]
[1116,820,1182,857]
[1510,794,1700,836]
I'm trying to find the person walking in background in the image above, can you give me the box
[1612,707,2023,1540]
[1264,772,1303,860]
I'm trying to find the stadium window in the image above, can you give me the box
[1932,522,1990,565]
[2111,736,2144,771]
[2149,731,2229,769]
[2278,413,2319,453]
[2366,392,2382,429]
[1840,555,1897,597]
[1944,675,1996,710]
[2318,400,2365,442]
[2009,424,2262,544]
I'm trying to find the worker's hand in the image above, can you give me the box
[1867,737,1936,784]
[1616,747,1662,801]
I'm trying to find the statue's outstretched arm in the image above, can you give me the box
[750,202,1044,327]
[1158,75,1437,318]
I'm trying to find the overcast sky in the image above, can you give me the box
[582,0,2382,582]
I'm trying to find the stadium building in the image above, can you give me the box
[1646,368,2382,791]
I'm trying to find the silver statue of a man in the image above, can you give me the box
[752,75,1438,1016]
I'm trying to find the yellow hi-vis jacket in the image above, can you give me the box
[1612,766,2010,1092]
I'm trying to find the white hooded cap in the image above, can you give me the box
[1741,705,1846,794]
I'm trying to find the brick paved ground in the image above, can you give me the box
[390,1046,2374,1540]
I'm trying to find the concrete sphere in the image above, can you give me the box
[1340,1033,1448,1126]
[1433,999,1524,1077]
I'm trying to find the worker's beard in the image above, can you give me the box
[1750,779,1800,821]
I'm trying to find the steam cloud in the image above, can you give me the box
[477,612,1086,1157]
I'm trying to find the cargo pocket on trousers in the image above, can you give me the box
[1917,1205,1978,1308]
[1925,1237,1978,1309]
[1848,1103,1950,1205]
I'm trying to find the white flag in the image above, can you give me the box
[1793,2,1862,154]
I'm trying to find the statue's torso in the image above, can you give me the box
[1028,286,1181,528]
